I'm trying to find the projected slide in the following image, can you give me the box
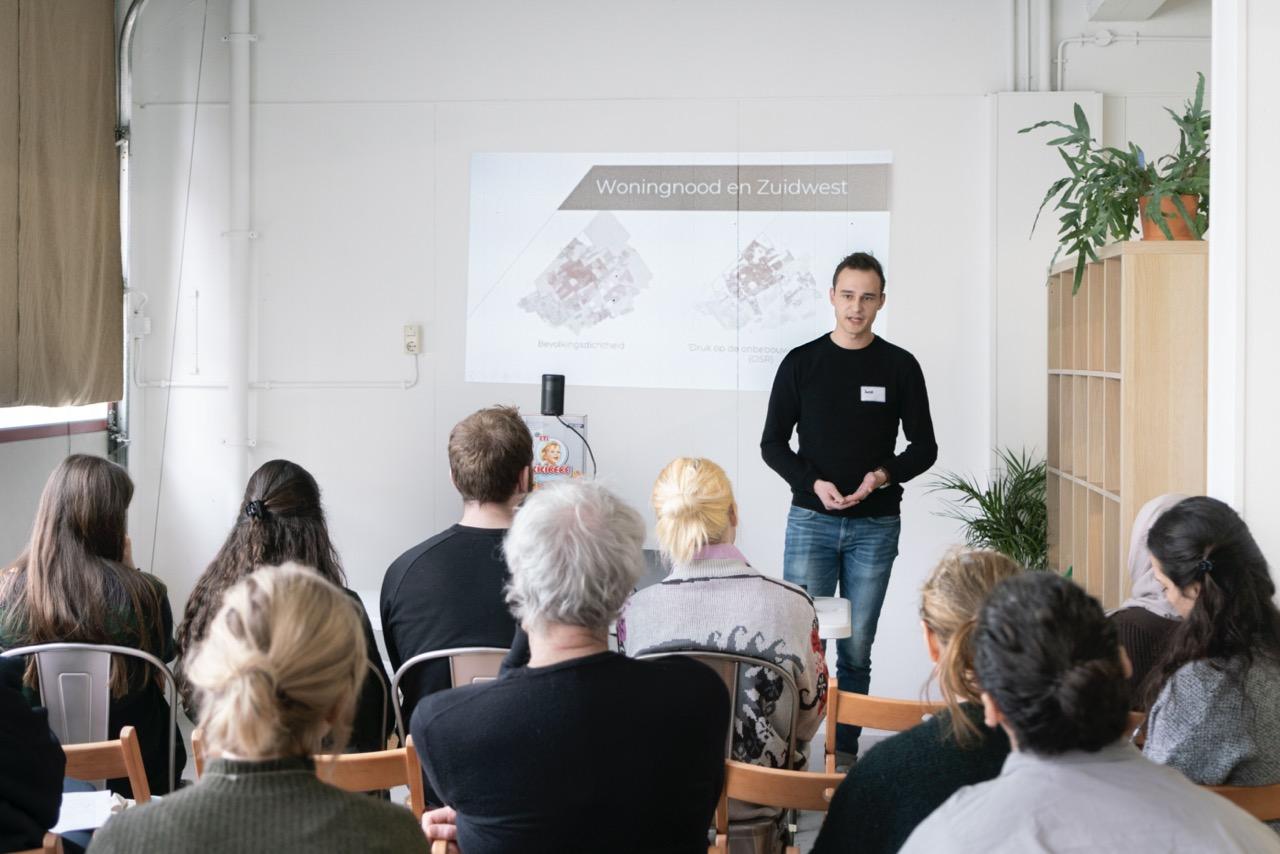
[466,152,892,391]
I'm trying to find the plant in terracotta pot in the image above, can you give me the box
[1022,72,1209,294]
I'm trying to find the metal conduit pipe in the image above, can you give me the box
[113,0,152,463]
[225,0,253,475]
[1055,31,1211,91]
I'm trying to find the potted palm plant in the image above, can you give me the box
[929,449,1048,571]
[1022,72,1209,294]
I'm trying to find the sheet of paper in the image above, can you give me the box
[51,790,119,834]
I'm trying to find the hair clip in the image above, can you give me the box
[245,499,267,520]
[1197,558,1214,575]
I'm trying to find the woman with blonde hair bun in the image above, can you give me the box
[91,564,428,854]
[812,548,1020,854]
[618,457,827,848]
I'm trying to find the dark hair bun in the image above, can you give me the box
[975,573,1129,755]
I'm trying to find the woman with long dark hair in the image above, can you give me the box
[175,459,391,753]
[1143,496,1280,824]
[0,454,185,795]
[899,573,1277,853]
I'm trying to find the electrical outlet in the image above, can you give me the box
[403,323,422,355]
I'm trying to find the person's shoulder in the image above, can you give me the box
[873,336,922,366]
[412,677,498,734]
[138,572,169,597]
[389,526,467,569]
[632,654,730,701]
[325,785,431,847]
[784,335,829,361]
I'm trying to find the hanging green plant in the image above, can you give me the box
[1022,72,1209,294]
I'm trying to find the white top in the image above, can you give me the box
[900,741,1280,854]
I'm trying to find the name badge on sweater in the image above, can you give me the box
[861,386,886,403]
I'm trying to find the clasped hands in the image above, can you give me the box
[813,469,888,512]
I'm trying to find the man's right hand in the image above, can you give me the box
[813,479,852,512]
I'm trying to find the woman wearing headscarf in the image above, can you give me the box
[1107,493,1185,705]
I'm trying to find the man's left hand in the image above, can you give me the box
[845,468,889,506]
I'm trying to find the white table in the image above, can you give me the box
[814,595,852,640]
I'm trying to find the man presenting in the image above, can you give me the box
[761,251,937,762]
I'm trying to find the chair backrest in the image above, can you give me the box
[1,642,179,789]
[63,726,151,804]
[1208,783,1280,822]
[638,650,801,768]
[316,735,427,820]
[365,660,390,749]
[1126,710,1147,746]
[823,679,943,771]
[191,726,425,819]
[708,760,845,854]
[12,831,62,854]
[390,647,508,740]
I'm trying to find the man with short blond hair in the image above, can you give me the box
[381,405,532,722]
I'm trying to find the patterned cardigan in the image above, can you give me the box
[617,544,828,771]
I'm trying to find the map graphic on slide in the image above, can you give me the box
[698,237,822,331]
[518,212,653,333]
[466,152,892,391]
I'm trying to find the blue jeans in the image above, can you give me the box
[783,505,901,755]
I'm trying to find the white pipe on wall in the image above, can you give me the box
[226,0,253,468]
[1036,0,1052,92]
[1009,0,1019,91]
[1055,31,1211,90]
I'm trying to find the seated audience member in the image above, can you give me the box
[1143,497,1280,827]
[812,548,1019,854]
[413,481,729,854]
[619,457,825,846]
[0,455,184,796]
[381,406,530,717]
[0,665,63,852]
[1108,493,1185,702]
[900,573,1279,853]
[175,460,390,753]
[90,565,428,854]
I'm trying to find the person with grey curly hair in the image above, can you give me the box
[412,480,729,854]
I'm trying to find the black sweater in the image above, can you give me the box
[812,703,1010,854]
[761,334,937,518]
[412,651,728,854]
[0,668,62,853]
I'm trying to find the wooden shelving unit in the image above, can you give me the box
[1046,241,1208,609]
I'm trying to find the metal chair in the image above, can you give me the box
[639,650,803,853]
[1,642,179,790]
[365,660,390,749]
[390,647,509,741]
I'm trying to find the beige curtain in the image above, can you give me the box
[0,0,122,406]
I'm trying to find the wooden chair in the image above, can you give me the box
[62,725,151,803]
[707,760,846,854]
[191,728,425,819]
[316,736,427,820]
[1207,783,1280,822]
[824,679,943,771]
[13,832,62,854]
[1126,710,1146,746]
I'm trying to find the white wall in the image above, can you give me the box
[1219,0,1280,566]
[0,432,109,562]
[115,0,1211,701]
